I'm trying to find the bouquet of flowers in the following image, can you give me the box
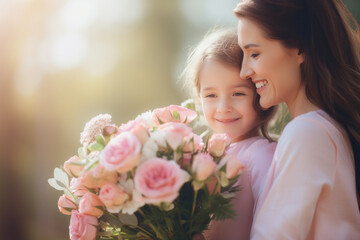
[49,103,244,240]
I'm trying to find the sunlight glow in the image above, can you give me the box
[50,33,89,70]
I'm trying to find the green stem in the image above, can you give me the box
[138,209,164,240]
[133,225,153,239]
[176,205,185,234]
[189,190,198,238]
[161,208,173,237]
[191,190,198,217]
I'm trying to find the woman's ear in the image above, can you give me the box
[297,49,305,64]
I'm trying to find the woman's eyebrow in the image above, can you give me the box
[243,43,260,49]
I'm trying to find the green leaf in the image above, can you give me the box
[118,213,138,226]
[88,142,104,152]
[173,110,180,121]
[54,168,69,188]
[100,213,123,228]
[96,135,106,146]
[48,178,65,191]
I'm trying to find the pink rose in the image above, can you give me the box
[134,158,189,204]
[117,118,144,134]
[153,105,197,125]
[208,133,230,157]
[79,192,105,218]
[64,155,85,177]
[130,123,150,144]
[70,165,118,196]
[192,153,216,181]
[69,210,98,240]
[158,122,193,150]
[100,132,141,173]
[183,133,204,152]
[225,155,245,179]
[58,194,77,215]
[90,164,118,188]
[70,177,89,197]
[99,183,129,213]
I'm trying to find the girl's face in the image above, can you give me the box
[237,18,304,110]
[199,58,259,142]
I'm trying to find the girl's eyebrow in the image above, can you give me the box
[201,83,252,91]
[233,83,253,88]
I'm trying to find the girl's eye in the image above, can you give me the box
[233,92,245,96]
[205,94,217,98]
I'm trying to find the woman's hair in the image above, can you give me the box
[234,0,360,198]
[181,27,277,141]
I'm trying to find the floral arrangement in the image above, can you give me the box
[49,102,244,240]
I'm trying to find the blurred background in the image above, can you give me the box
[0,0,359,239]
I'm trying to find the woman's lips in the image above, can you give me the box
[254,80,268,93]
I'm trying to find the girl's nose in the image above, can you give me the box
[217,98,232,113]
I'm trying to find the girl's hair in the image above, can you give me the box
[234,0,360,198]
[181,27,277,141]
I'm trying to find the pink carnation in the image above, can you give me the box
[134,158,190,204]
[80,114,113,149]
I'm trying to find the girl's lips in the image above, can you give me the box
[215,118,240,123]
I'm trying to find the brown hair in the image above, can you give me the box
[234,0,360,197]
[182,27,277,141]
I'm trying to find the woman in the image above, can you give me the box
[233,0,360,239]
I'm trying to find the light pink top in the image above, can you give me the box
[204,136,277,240]
[251,110,360,240]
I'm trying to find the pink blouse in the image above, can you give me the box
[251,110,360,239]
[204,136,277,240]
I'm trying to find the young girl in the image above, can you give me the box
[234,0,360,239]
[183,28,277,240]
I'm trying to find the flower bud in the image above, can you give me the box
[192,153,216,181]
[225,155,245,179]
[208,133,230,157]
[58,194,77,215]
[79,192,105,218]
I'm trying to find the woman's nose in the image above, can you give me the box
[240,64,254,80]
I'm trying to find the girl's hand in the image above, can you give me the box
[192,233,206,240]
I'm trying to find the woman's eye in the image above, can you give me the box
[233,92,245,96]
[250,53,259,58]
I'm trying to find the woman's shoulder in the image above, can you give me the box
[279,110,343,142]
[279,110,340,152]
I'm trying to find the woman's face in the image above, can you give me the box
[237,18,304,110]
